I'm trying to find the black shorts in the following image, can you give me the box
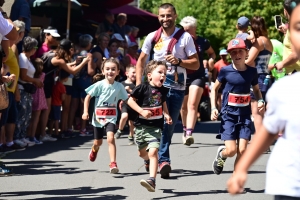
[94,123,115,140]
[49,105,61,120]
[121,102,137,121]
[185,77,206,95]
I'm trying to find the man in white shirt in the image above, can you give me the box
[136,3,199,178]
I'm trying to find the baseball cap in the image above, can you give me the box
[128,42,138,48]
[44,29,60,37]
[219,49,228,55]
[237,16,250,29]
[111,33,124,41]
[227,38,247,52]
[60,39,72,50]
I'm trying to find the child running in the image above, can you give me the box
[127,60,172,192]
[82,58,128,174]
[115,65,136,145]
[210,38,264,177]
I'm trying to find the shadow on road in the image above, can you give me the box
[0,186,126,199]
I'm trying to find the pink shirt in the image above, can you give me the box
[34,43,50,59]
[126,54,137,65]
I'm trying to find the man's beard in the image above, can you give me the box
[159,20,175,30]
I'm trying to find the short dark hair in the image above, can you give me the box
[159,3,176,14]
[284,0,300,15]
[23,36,38,52]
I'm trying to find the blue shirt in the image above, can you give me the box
[10,0,31,32]
[218,64,258,115]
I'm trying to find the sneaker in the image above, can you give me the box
[115,129,124,139]
[109,162,119,174]
[40,134,57,142]
[184,132,194,146]
[128,135,134,145]
[0,163,13,176]
[212,146,226,175]
[29,137,43,145]
[79,129,92,137]
[159,162,171,179]
[89,147,98,162]
[0,144,15,154]
[140,179,155,192]
[216,134,221,139]
[22,138,35,147]
[6,143,26,151]
[13,139,27,148]
[144,160,150,172]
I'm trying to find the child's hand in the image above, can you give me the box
[211,108,219,121]
[257,101,265,113]
[9,74,16,81]
[140,110,152,119]
[82,112,89,120]
[164,114,172,125]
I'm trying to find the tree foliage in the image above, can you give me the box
[140,0,284,55]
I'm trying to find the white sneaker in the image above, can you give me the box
[41,134,57,142]
[22,138,35,147]
[14,139,27,148]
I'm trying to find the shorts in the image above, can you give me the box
[44,82,54,99]
[0,92,18,126]
[219,113,252,141]
[250,74,269,101]
[185,77,206,95]
[94,123,115,140]
[134,125,161,151]
[121,102,137,121]
[65,85,72,95]
[49,105,61,120]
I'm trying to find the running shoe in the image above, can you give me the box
[159,162,171,179]
[6,143,25,151]
[0,163,13,176]
[21,138,35,147]
[115,129,124,139]
[89,147,98,162]
[140,179,155,192]
[182,130,186,145]
[184,132,194,146]
[212,146,226,175]
[79,129,92,137]
[109,162,119,174]
[13,139,27,148]
[128,135,134,145]
[29,137,43,145]
[144,160,150,172]
[40,134,57,142]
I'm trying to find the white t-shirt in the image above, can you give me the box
[264,72,300,197]
[141,27,197,90]
[18,53,36,90]
[0,13,13,41]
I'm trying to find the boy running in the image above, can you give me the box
[210,38,264,176]
[127,60,172,192]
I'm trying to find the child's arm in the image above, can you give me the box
[82,94,92,120]
[247,30,255,40]
[127,96,152,119]
[61,93,66,102]
[162,101,172,124]
[252,84,265,113]
[210,79,222,120]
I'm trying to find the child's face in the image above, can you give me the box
[126,68,136,82]
[229,49,247,65]
[148,65,166,87]
[102,62,119,82]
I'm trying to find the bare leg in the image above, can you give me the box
[128,120,134,137]
[107,131,116,162]
[119,113,128,131]
[39,98,51,137]
[251,100,265,132]
[234,139,248,168]
[186,85,203,129]
[68,98,79,130]
[148,148,158,179]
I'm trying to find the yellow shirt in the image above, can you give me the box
[4,48,20,93]
[283,30,300,74]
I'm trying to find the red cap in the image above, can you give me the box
[227,38,247,52]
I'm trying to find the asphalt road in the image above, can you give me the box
[0,121,273,200]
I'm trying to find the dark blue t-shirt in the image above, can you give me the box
[186,36,210,81]
[218,64,258,115]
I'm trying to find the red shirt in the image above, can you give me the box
[214,59,231,72]
[51,81,66,106]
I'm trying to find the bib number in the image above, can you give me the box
[228,93,250,107]
[139,106,163,120]
[95,107,117,119]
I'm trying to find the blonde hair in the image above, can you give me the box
[180,16,197,28]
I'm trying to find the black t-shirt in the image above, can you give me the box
[121,81,135,94]
[130,83,169,129]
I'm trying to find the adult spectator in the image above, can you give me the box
[269,39,284,80]
[272,0,300,74]
[123,42,138,67]
[112,13,127,39]
[90,33,110,71]
[245,16,273,131]
[124,25,132,45]
[34,27,60,58]
[179,16,216,146]
[95,12,114,38]
[136,3,199,178]
[130,26,139,44]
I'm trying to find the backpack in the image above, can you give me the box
[149,27,200,74]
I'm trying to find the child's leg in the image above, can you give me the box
[138,147,149,160]
[119,112,128,131]
[222,140,237,158]
[234,139,248,168]
[54,120,59,135]
[128,120,134,137]
[148,147,158,179]
[106,124,117,162]
[89,127,104,162]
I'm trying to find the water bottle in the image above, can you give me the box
[271,68,286,81]
[263,75,271,85]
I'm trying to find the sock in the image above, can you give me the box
[6,141,13,147]
[183,126,186,131]
[92,145,99,152]
[149,177,156,183]
[144,159,150,165]
[186,129,193,135]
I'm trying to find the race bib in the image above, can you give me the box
[228,93,250,107]
[139,106,163,120]
[95,107,117,119]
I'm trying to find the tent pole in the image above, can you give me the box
[67,0,71,39]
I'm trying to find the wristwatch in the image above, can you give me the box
[175,58,182,66]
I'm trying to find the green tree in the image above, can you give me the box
[140,0,285,56]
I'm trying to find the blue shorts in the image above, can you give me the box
[219,113,252,141]
[50,105,61,121]
[65,85,73,96]
[0,92,18,127]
